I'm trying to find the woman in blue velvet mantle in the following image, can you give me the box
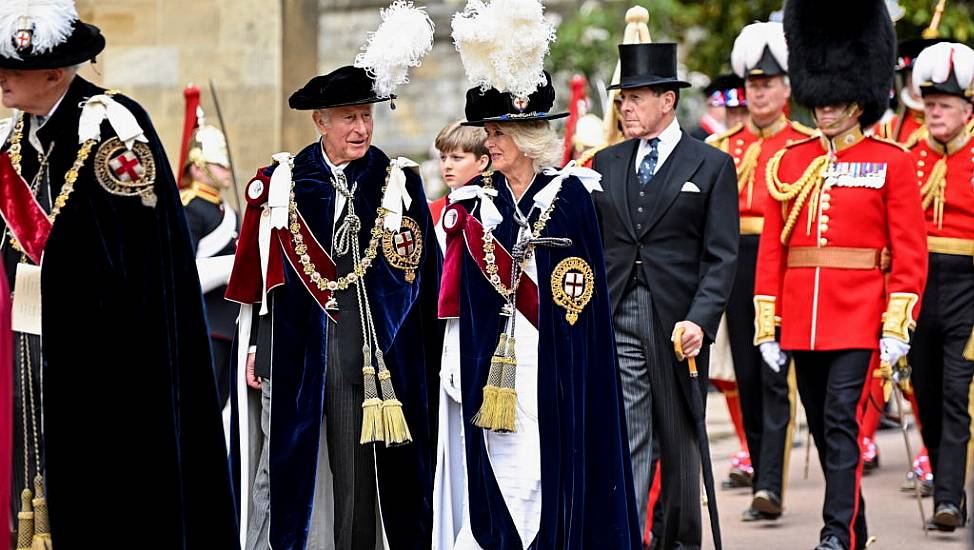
[433,72,640,550]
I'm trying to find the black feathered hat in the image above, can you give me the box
[289,66,393,111]
[898,38,946,71]
[461,71,568,127]
[0,1,105,70]
[784,0,896,127]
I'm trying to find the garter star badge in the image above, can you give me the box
[94,137,157,207]
[551,256,594,325]
[382,215,422,283]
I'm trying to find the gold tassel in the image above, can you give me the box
[31,476,52,550]
[492,336,518,433]
[472,333,507,429]
[375,353,412,446]
[360,365,385,444]
[16,489,34,550]
[920,157,948,229]
[964,326,974,361]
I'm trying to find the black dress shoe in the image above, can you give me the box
[741,506,779,522]
[814,535,846,550]
[931,502,964,532]
[752,489,783,518]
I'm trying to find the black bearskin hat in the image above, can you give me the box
[784,0,896,127]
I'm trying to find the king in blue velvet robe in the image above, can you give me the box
[448,171,640,549]
[234,143,441,550]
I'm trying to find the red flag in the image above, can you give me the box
[562,74,588,166]
[177,84,201,187]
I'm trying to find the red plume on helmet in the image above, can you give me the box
[562,74,589,166]
[177,84,201,188]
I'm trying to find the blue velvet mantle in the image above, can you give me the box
[454,172,640,549]
[263,143,440,549]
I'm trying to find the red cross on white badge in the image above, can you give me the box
[14,31,31,50]
[394,230,415,256]
[109,151,144,182]
[564,271,585,298]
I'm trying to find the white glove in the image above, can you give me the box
[759,341,787,373]
[880,337,910,365]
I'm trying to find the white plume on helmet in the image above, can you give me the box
[911,41,974,97]
[451,0,556,100]
[354,1,435,98]
[0,0,78,61]
[731,21,788,78]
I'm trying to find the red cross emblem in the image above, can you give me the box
[394,230,415,256]
[109,150,145,182]
[13,30,32,51]
[563,271,585,298]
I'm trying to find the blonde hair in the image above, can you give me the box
[435,121,489,158]
[498,120,561,172]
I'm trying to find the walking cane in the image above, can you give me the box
[674,327,723,550]
[880,359,927,535]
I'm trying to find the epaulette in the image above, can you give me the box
[179,188,195,207]
[789,120,817,137]
[869,134,910,152]
[704,122,744,150]
[783,134,818,149]
[901,127,927,150]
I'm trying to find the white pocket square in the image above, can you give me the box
[680,181,701,193]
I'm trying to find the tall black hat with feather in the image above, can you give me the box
[784,0,897,127]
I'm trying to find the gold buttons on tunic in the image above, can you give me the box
[819,237,828,246]
[917,160,925,167]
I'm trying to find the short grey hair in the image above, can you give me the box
[497,120,561,172]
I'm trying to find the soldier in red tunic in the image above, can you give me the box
[755,2,928,548]
[905,41,974,533]
[874,39,944,146]
[707,20,816,523]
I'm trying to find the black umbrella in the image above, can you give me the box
[674,327,722,550]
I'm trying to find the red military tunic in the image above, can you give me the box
[754,126,928,351]
[707,116,816,233]
[875,109,926,147]
[909,131,974,242]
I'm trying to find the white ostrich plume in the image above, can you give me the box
[912,42,974,97]
[451,0,556,100]
[354,1,435,98]
[0,0,78,61]
[731,21,787,78]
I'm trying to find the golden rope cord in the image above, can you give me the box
[765,150,830,244]
[919,157,948,229]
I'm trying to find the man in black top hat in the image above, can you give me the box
[228,65,440,550]
[592,42,739,548]
[0,1,237,547]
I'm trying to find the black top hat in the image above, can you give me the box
[288,66,393,111]
[607,43,691,91]
[0,21,104,70]
[461,71,568,127]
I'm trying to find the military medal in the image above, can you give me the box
[94,137,158,207]
[551,256,594,325]
[381,215,422,283]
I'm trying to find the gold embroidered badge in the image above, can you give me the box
[381,216,422,283]
[551,256,594,325]
[94,137,157,207]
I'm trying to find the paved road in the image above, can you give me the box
[698,397,970,550]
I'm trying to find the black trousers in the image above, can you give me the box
[910,252,974,510]
[792,349,872,550]
[725,235,793,496]
[615,283,702,549]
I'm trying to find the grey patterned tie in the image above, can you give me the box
[637,137,661,187]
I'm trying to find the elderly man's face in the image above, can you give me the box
[313,104,374,165]
[923,93,973,143]
[0,68,65,113]
[619,86,676,140]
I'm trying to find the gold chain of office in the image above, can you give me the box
[288,165,394,293]
[480,172,559,299]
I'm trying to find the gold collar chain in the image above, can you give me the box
[747,115,788,139]
[289,164,393,293]
[926,130,971,157]
[480,172,559,300]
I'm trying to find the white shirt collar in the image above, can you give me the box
[320,141,349,174]
[635,117,682,171]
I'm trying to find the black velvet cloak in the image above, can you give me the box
[12,77,239,547]
[449,172,640,549]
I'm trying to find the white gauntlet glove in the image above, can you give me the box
[759,341,787,373]
[880,337,910,365]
